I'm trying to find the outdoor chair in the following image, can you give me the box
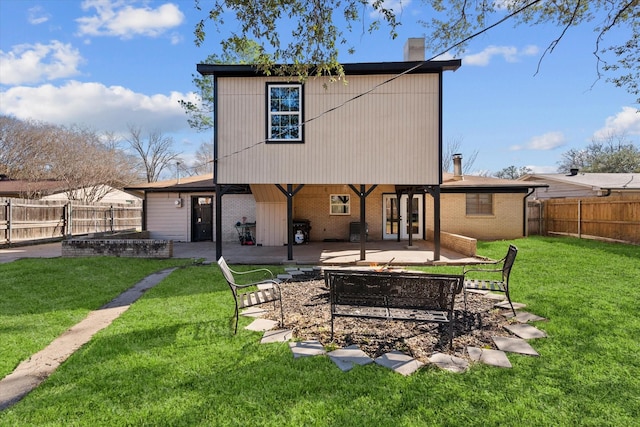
[217,256,284,334]
[463,245,518,316]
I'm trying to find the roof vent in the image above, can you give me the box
[569,168,579,176]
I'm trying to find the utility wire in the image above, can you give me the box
[211,0,543,163]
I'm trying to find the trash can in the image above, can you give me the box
[349,222,368,242]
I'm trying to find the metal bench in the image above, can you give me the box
[324,270,464,348]
[217,256,283,334]
[463,245,518,316]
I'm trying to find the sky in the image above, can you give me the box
[1,0,639,177]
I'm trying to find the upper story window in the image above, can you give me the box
[466,193,493,215]
[267,83,303,143]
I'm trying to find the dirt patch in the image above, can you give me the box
[266,278,515,362]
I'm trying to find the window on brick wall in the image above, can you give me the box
[330,194,350,215]
[466,193,493,215]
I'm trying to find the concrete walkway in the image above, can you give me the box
[0,268,177,410]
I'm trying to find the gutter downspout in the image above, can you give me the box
[523,188,535,236]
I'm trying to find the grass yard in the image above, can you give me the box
[1,236,639,426]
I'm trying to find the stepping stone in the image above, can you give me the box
[260,329,293,344]
[429,353,468,373]
[245,318,278,332]
[467,347,512,368]
[375,351,424,376]
[289,340,326,358]
[328,345,374,372]
[492,336,539,356]
[494,301,526,310]
[241,307,269,318]
[503,311,547,323]
[505,324,547,339]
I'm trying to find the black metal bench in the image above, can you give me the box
[324,270,464,348]
[217,256,283,334]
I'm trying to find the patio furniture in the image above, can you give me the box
[463,244,518,316]
[324,270,464,348]
[217,256,283,334]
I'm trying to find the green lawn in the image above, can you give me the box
[1,237,639,426]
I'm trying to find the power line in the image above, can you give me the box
[211,0,543,163]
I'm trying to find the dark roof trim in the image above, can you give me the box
[125,184,251,194]
[441,186,540,194]
[197,60,462,77]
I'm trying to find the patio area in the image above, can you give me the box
[174,240,487,266]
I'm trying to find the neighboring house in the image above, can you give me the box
[125,175,254,243]
[196,39,545,260]
[519,171,640,199]
[0,176,140,205]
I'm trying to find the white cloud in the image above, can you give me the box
[464,45,539,66]
[592,106,640,140]
[77,0,185,39]
[0,81,199,134]
[510,131,566,151]
[28,6,51,25]
[368,0,412,18]
[0,41,84,85]
[527,165,558,174]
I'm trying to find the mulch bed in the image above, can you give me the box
[264,277,515,362]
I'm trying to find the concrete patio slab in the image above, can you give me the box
[289,340,326,358]
[375,351,424,376]
[493,336,539,356]
[467,347,512,368]
[245,318,278,332]
[260,329,293,344]
[505,324,547,339]
[429,353,469,373]
[483,293,506,300]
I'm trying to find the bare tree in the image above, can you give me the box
[0,115,138,202]
[192,141,214,175]
[125,125,180,183]
[494,165,533,180]
[441,137,478,173]
[557,131,640,173]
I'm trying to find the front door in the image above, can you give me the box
[382,194,423,240]
[191,196,213,241]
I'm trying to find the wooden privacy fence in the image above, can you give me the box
[1,198,142,245]
[528,195,640,244]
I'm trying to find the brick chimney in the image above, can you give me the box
[404,38,425,61]
[452,153,464,180]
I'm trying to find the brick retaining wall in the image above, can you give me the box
[62,239,173,258]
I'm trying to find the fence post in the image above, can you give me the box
[6,199,12,244]
[110,205,114,232]
[578,199,582,239]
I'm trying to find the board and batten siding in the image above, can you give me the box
[146,192,190,241]
[216,74,441,185]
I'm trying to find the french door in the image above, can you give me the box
[382,194,423,240]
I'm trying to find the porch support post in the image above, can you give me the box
[215,184,222,260]
[424,185,441,262]
[433,186,441,261]
[275,184,305,261]
[406,188,415,248]
[395,188,403,242]
[348,185,377,261]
